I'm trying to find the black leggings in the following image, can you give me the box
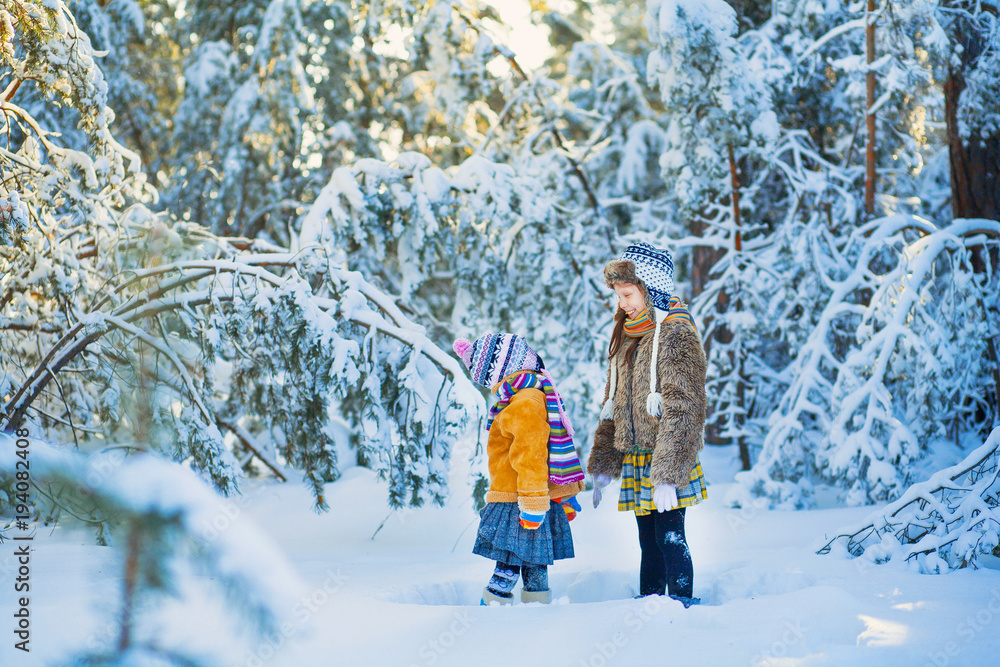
[635,508,692,598]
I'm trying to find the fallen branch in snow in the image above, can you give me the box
[817,426,1000,573]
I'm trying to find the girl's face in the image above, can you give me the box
[614,283,645,320]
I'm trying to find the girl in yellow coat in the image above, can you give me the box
[454,333,585,605]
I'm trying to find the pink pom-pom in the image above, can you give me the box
[452,339,472,364]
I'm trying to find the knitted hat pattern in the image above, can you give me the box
[452,332,541,388]
[618,242,674,310]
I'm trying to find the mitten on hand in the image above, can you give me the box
[592,474,612,508]
[653,483,678,512]
[559,496,582,521]
[519,508,547,530]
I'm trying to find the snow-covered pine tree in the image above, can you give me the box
[1,435,304,664]
[725,0,999,508]
[826,5,1000,499]
[1,0,478,513]
[819,217,998,504]
[160,0,521,244]
[641,0,780,466]
[690,0,875,492]
[168,0,310,240]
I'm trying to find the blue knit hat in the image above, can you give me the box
[619,242,674,310]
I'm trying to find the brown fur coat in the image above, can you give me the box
[587,314,707,490]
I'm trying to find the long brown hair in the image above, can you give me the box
[608,282,647,363]
[608,307,641,365]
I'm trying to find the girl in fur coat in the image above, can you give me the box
[588,242,708,607]
[453,333,586,605]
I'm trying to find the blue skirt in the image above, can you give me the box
[473,500,574,566]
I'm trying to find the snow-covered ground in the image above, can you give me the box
[5,444,1000,667]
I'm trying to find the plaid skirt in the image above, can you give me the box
[618,450,707,516]
[473,500,574,566]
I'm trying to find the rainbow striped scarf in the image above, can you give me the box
[623,309,655,337]
[486,371,585,486]
[662,296,696,329]
[625,298,696,338]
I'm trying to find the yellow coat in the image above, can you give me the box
[483,381,585,514]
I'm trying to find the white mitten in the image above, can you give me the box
[653,484,678,512]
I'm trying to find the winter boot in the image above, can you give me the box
[480,562,520,605]
[481,586,515,606]
[520,588,552,604]
[520,564,550,603]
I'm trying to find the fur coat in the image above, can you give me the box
[587,318,707,489]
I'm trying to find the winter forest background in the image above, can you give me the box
[1,0,999,662]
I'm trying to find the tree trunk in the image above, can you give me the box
[118,522,140,652]
[701,147,750,463]
[864,0,877,218]
[944,9,1000,429]
[689,224,724,301]
[945,72,1000,223]
[728,144,743,252]
[691,205,726,446]
[727,143,750,469]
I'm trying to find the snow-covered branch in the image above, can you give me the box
[730,216,1000,508]
[819,427,1000,573]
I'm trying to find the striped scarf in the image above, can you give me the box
[623,309,655,337]
[662,296,696,329]
[625,298,696,338]
[486,371,585,486]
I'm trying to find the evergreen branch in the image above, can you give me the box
[216,417,288,482]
